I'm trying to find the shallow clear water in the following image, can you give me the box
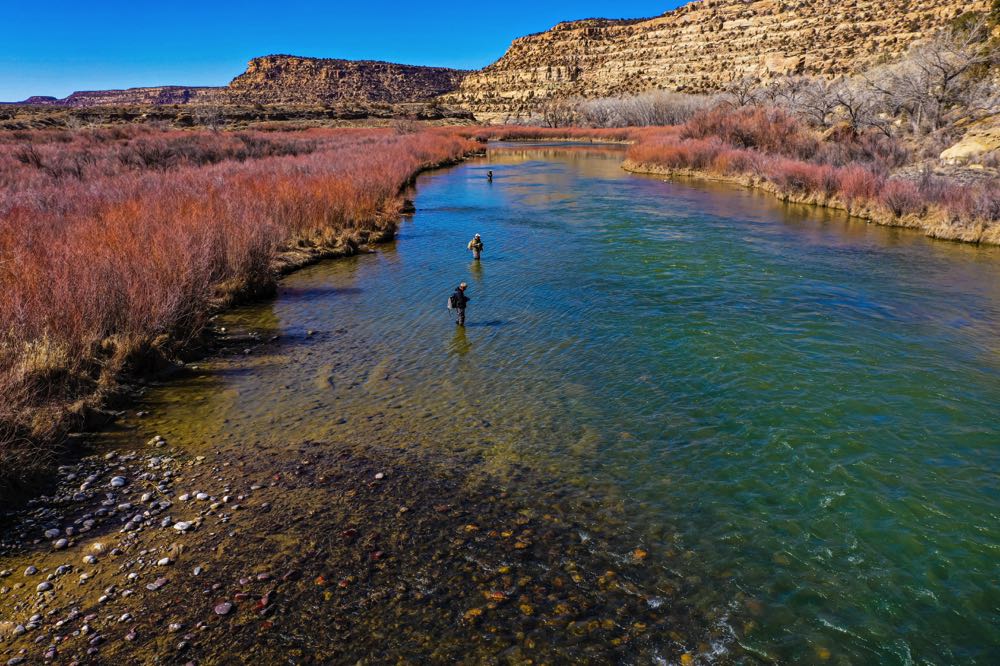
[124,145,999,664]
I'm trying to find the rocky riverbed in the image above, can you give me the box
[0,408,744,664]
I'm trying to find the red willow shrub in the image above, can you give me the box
[682,105,817,158]
[0,127,477,475]
[837,165,886,205]
[624,105,998,228]
[879,180,926,217]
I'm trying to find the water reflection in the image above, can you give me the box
[449,325,471,356]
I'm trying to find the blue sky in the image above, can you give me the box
[1,1,684,101]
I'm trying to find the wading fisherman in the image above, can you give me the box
[448,282,470,326]
[467,233,484,260]
[487,170,493,183]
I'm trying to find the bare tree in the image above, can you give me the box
[866,16,1000,133]
[575,91,717,127]
[541,98,578,128]
[723,75,762,107]
[830,78,892,136]
[791,78,839,128]
[193,105,225,132]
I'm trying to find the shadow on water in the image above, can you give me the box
[464,320,511,328]
[278,285,363,298]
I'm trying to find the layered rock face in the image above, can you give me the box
[449,0,989,120]
[56,87,225,107]
[8,56,469,107]
[227,55,470,105]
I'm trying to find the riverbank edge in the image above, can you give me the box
[621,159,1000,246]
[0,149,481,509]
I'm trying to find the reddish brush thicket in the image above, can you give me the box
[681,105,816,158]
[0,127,477,479]
[625,105,1000,228]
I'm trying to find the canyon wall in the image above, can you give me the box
[447,0,990,121]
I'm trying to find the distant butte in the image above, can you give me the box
[5,55,470,107]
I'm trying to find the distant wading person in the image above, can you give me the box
[487,170,493,183]
[448,282,470,326]
[467,233,484,260]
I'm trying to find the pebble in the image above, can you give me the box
[213,602,233,616]
[53,538,68,550]
[195,493,209,501]
[146,577,168,591]
[44,528,60,539]
[110,476,127,488]
[13,625,26,636]
[91,543,106,553]
[157,557,172,566]
[179,494,191,501]
[83,555,97,565]
[168,623,183,632]
[36,582,53,593]
[24,566,38,576]
[174,521,193,532]
[192,566,203,576]
[7,657,26,665]
[375,472,385,480]
[118,613,132,623]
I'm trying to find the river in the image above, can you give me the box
[7,143,998,664]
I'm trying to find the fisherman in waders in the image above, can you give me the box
[449,282,470,326]
[467,233,484,260]
[487,170,493,183]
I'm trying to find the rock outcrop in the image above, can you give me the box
[448,0,990,121]
[227,55,469,105]
[940,114,1000,165]
[6,56,470,107]
[53,87,225,107]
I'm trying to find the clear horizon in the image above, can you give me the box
[1,1,683,102]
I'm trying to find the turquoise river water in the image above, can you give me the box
[116,145,999,664]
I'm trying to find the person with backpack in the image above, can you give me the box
[467,234,484,260]
[448,282,470,326]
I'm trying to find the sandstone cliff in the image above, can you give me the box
[448,0,990,121]
[55,87,225,107]
[6,56,469,107]
[227,55,469,105]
